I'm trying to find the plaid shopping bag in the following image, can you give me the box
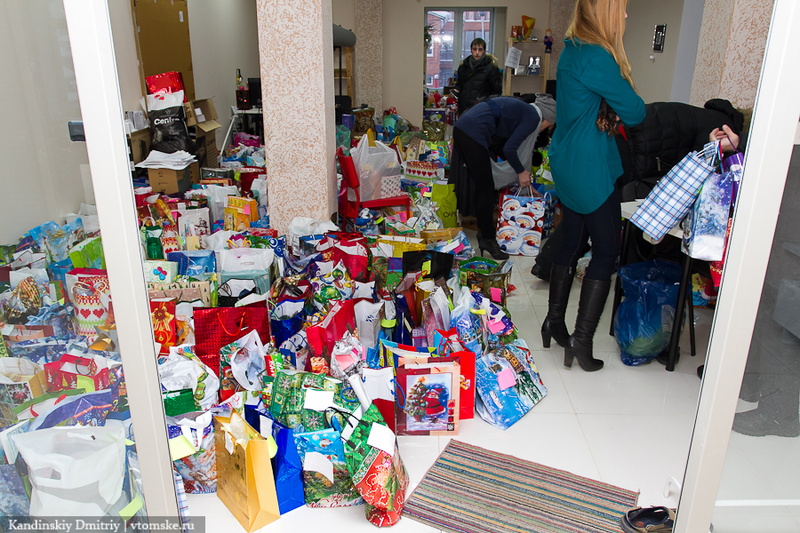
[630,142,720,241]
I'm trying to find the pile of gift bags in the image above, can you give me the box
[0,136,551,528]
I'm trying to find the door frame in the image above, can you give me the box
[676,1,800,530]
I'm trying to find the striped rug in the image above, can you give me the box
[403,440,639,533]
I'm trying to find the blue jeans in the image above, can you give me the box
[555,188,622,282]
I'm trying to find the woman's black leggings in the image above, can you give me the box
[555,187,622,281]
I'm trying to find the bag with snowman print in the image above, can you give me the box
[495,186,546,257]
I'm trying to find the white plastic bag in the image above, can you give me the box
[12,425,126,516]
[286,216,339,250]
[351,135,402,202]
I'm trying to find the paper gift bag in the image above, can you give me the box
[496,187,545,257]
[433,328,476,420]
[293,426,363,507]
[149,298,177,356]
[395,359,460,436]
[271,421,306,515]
[193,306,270,376]
[306,299,356,358]
[474,340,548,430]
[147,279,212,307]
[268,369,357,431]
[214,412,280,532]
[219,330,267,401]
[169,411,217,494]
[0,357,47,425]
[44,354,110,393]
[682,170,735,261]
[66,269,111,341]
[341,404,409,527]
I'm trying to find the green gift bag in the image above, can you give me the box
[431,182,457,228]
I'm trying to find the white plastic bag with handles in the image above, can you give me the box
[12,425,126,516]
[351,135,402,202]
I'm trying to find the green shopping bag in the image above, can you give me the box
[431,182,458,228]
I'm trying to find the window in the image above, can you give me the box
[424,8,495,93]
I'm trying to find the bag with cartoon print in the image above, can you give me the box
[495,186,546,257]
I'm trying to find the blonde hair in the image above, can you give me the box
[566,0,634,86]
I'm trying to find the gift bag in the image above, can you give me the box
[0,358,47,425]
[149,298,177,355]
[474,341,548,430]
[167,250,216,277]
[44,354,110,393]
[496,187,545,256]
[306,299,356,358]
[682,170,735,261]
[219,330,267,401]
[271,422,306,514]
[268,369,357,431]
[169,411,217,494]
[630,141,721,241]
[293,426,363,507]
[342,404,409,527]
[395,359,459,436]
[433,328,476,420]
[11,425,126,516]
[430,182,458,228]
[214,412,280,531]
[193,306,270,375]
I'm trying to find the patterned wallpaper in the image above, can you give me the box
[690,0,772,109]
[547,0,574,82]
[354,0,382,110]
[256,0,337,235]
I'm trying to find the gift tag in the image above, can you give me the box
[303,451,334,483]
[497,367,517,391]
[304,390,335,411]
[367,422,396,457]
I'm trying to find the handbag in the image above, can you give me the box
[631,141,721,241]
[495,186,546,256]
[193,306,270,375]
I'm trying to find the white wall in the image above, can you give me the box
[624,0,685,103]
[670,0,705,102]
[187,0,261,150]
[0,1,92,243]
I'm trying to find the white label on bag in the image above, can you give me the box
[304,390,335,411]
[224,431,235,455]
[367,423,396,457]
[304,451,335,483]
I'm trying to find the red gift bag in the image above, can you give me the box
[44,354,110,392]
[145,71,186,101]
[193,306,270,376]
[305,299,356,359]
[149,298,177,356]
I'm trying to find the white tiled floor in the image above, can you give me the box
[187,250,711,532]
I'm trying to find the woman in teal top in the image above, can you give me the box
[542,0,645,372]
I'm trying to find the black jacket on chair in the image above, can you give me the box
[617,99,745,202]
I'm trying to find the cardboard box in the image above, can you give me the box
[184,98,220,167]
[148,162,200,194]
[128,128,151,164]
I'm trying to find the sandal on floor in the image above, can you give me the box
[620,506,675,533]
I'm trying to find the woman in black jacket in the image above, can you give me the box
[453,38,503,116]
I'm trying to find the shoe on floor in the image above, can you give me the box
[732,408,800,438]
[620,506,675,533]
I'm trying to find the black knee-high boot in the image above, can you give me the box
[564,279,609,372]
[541,264,574,348]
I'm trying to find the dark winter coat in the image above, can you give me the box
[454,54,503,116]
[617,99,745,201]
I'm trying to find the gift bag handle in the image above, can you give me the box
[217,311,248,337]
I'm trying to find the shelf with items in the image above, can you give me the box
[503,38,550,95]
[334,46,354,101]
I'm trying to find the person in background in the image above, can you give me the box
[543,0,645,371]
[453,95,556,259]
[452,38,503,117]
